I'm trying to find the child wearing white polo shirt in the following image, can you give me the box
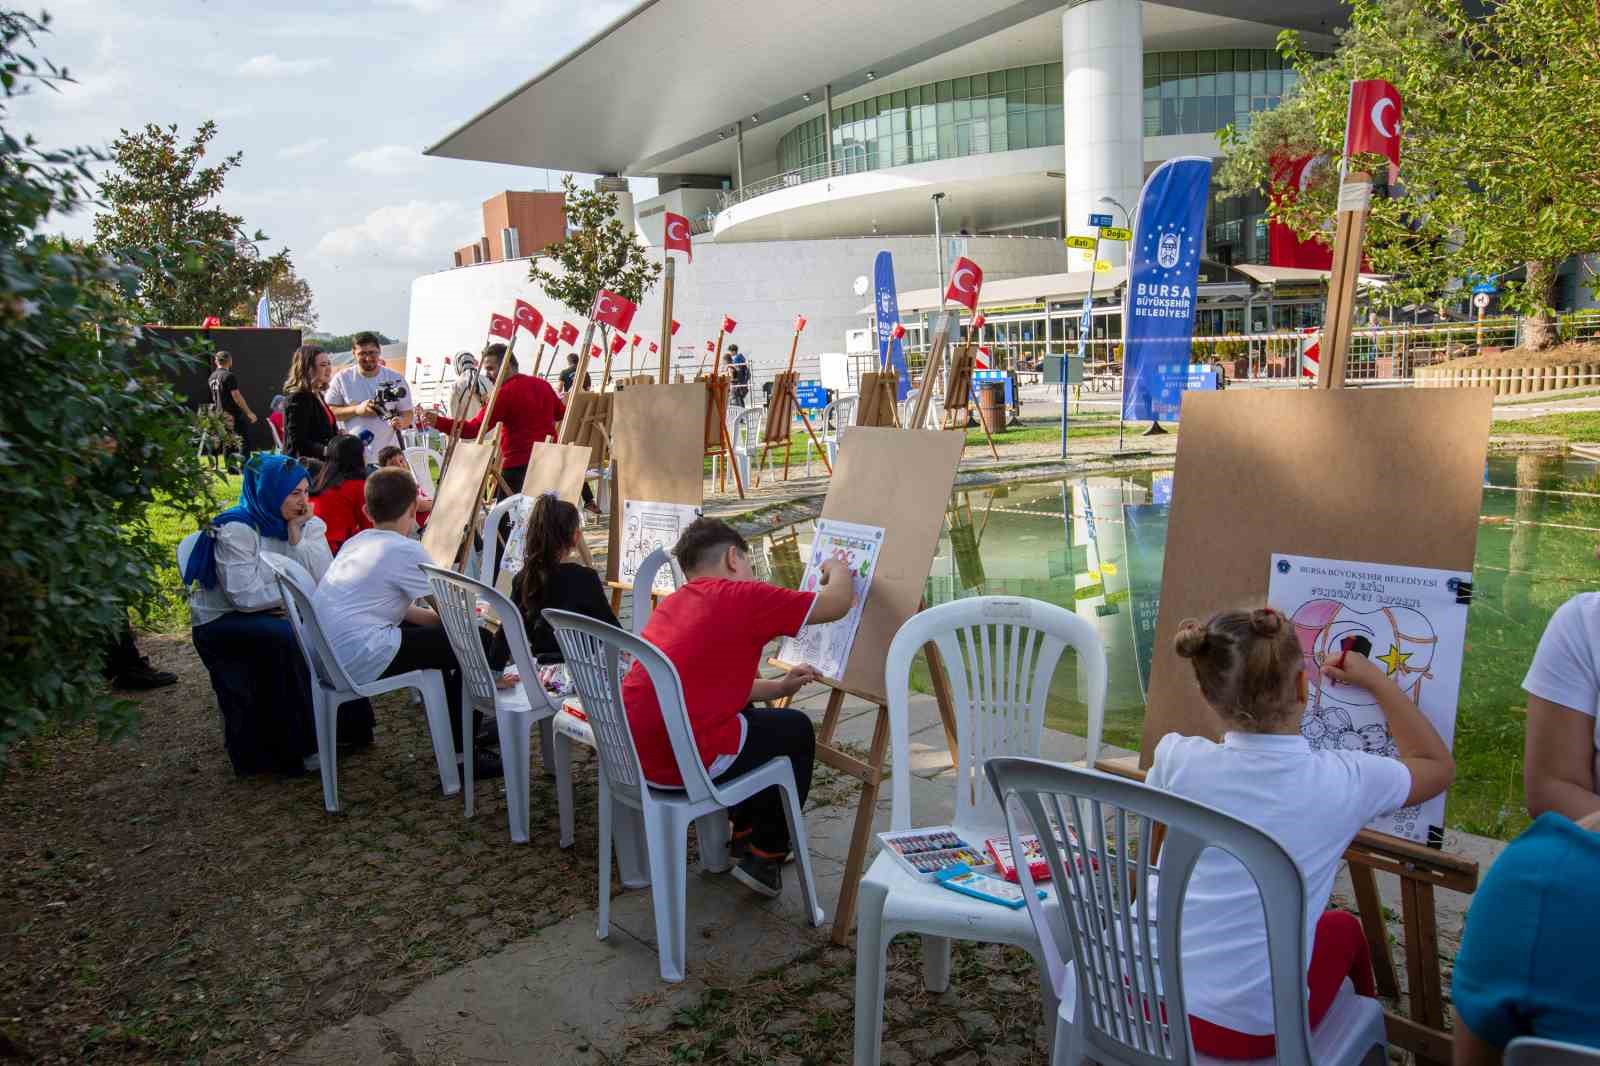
[1148,606,1455,1059]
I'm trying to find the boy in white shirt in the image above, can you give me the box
[1147,607,1454,1058]
[313,467,500,778]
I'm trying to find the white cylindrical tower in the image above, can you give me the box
[1062,0,1145,268]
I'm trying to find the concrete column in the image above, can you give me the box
[735,120,744,190]
[823,84,834,173]
[1063,0,1144,268]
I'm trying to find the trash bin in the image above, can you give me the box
[977,382,1006,435]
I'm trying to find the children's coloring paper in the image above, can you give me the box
[777,519,885,681]
[1268,553,1472,846]
[621,500,701,593]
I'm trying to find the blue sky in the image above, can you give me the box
[13,0,654,338]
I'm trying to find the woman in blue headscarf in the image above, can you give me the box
[185,453,372,774]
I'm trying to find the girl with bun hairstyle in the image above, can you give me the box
[490,494,618,667]
[1148,606,1454,1058]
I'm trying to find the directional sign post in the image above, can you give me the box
[1098,225,1133,242]
[1064,235,1098,252]
[1088,212,1115,229]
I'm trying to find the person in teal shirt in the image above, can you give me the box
[1452,811,1600,1064]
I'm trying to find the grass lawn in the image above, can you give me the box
[139,470,239,633]
[1491,410,1600,441]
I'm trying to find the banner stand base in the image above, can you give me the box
[1141,421,1169,436]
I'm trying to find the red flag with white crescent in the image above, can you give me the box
[513,299,543,336]
[721,315,737,334]
[593,290,637,332]
[1268,154,1334,270]
[794,314,807,333]
[671,319,680,335]
[559,321,579,346]
[609,333,626,355]
[648,341,658,354]
[1345,79,1402,170]
[945,257,983,311]
[630,333,642,349]
[663,212,693,261]
[542,324,559,346]
[891,322,906,341]
[488,313,515,339]
[590,344,601,360]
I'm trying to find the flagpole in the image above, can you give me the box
[658,256,675,383]
[560,292,602,439]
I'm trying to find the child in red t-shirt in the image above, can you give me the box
[622,518,852,898]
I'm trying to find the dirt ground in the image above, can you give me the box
[1434,340,1600,368]
[0,632,612,1064]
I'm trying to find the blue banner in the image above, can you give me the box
[795,382,829,409]
[873,251,911,400]
[1120,156,1212,423]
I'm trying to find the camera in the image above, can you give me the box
[370,379,408,419]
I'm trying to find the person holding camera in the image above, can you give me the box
[324,332,413,464]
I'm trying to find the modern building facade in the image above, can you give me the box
[412,0,1354,382]
[451,190,566,268]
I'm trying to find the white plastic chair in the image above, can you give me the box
[854,596,1108,1066]
[404,446,443,498]
[479,493,527,586]
[730,406,765,489]
[984,758,1389,1066]
[266,418,284,452]
[629,546,684,635]
[546,609,826,983]
[1506,1038,1600,1065]
[422,564,574,846]
[268,560,461,812]
[824,394,855,468]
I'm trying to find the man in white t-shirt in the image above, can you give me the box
[312,467,500,777]
[324,332,414,463]
[1523,592,1600,820]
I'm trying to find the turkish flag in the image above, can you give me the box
[590,344,601,360]
[513,299,543,336]
[794,314,807,333]
[1268,154,1335,270]
[671,319,680,335]
[542,323,559,346]
[488,313,515,339]
[972,313,986,329]
[593,290,637,332]
[721,315,737,334]
[559,321,579,346]
[648,342,659,354]
[1346,79,1402,169]
[975,346,992,370]
[201,315,222,328]
[663,212,693,261]
[946,257,983,311]
[705,340,714,351]
[891,322,906,341]
[609,333,626,355]
[630,333,642,348]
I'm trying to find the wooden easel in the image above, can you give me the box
[906,312,959,430]
[702,374,746,498]
[754,371,832,486]
[854,372,901,428]
[1317,171,1371,387]
[1092,755,1475,1065]
[941,340,999,460]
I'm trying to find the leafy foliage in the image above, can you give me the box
[306,329,395,353]
[528,175,660,317]
[233,256,316,329]
[93,119,289,326]
[0,12,218,766]
[1217,0,1600,349]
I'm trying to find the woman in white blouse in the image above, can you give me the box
[183,453,371,774]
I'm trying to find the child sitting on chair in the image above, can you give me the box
[376,445,432,524]
[622,517,852,898]
[1148,607,1454,1059]
[492,493,616,666]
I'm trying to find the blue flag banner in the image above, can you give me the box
[1120,156,1212,423]
[873,251,911,400]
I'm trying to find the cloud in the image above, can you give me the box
[315,200,477,264]
[237,53,329,78]
[345,144,425,175]
[278,137,328,159]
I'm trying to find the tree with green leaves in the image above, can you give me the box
[529,175,660,318]
[233,255,317,329]
[1218,0,1600,349]
[305,329,394,353]
[93,119,289,327]
[0,12,216,767]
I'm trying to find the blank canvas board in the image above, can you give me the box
[1140,387,1493,763]
[608,382,707,582]
[421,438,497,567]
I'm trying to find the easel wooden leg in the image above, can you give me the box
[970,402,999,460]
[1401,879,1447,1064]
[829,703,888,946]
[1348,863,1398,997]
[816,688,847,746]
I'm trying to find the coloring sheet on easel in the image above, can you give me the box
[621,500,702,593]
[1268,553,1472,846]
[778,519,885,682]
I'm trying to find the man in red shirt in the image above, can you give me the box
[422,343,564,494]
[623,518,852,897]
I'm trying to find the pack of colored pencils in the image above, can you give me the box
[877,826,987,881]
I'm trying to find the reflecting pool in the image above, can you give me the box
[755,454,1600,841]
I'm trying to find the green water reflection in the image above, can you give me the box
[758,455,1600,841]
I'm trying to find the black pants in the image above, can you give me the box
[732,385,749,407]
[379,623,495,752]
[101,619,143,679]
[713,707,815,855]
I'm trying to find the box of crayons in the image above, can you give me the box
[876,826,989,881]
